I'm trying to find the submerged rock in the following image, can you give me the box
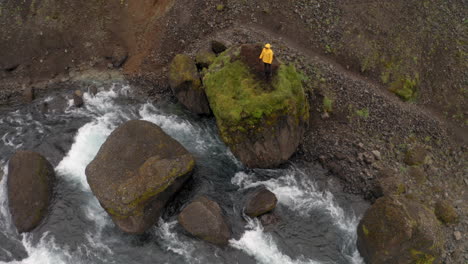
[85,120,195,234]
[245,188,278,217]
[169,54,211,115]
[357,196,443,264]
[203,44,309,168]
[7,151,55,233]
[178,196,231,246]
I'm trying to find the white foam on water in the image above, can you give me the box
[55,113,118,190]
[83,197,114,255]
[232,170,358,232]
[154,219,201,264]
[139,103,242,168]
[0,164,11,230]
[231,168,364,264]
[230,219,320,264]
[6,233,77,264]
[139,103,195,136]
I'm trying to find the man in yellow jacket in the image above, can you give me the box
[259,43,274,81]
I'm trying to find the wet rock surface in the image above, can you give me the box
[169,54,211,115]
[245,188,277,218]
[178,196,231,246]
[7,151,55,233]
[85,120,195,234]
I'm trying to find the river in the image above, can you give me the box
[0,83,367,264]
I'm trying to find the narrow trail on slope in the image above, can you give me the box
[234,23,465,143]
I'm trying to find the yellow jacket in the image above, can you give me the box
[259,48,274,64]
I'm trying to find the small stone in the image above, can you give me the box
[453,231,462,241]
[23,85,35,103]
[372,150,381,160]
[88,85,98,96]
[73,90,84,107]
[363,152,375,164]
[357,142,364,149]
[321,112,330,119]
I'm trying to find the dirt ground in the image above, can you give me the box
[1,0,466,262]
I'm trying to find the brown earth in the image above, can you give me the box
[1,0,466,262]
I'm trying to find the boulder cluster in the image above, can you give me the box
[169,42,309,168]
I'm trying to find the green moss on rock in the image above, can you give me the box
[434,200,458,225]
[357,196,443,264]
[404,145,428,166]
[169,54,201,91]
[203,46,309,145]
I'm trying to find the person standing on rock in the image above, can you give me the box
[259,43,274,81]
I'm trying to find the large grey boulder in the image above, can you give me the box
[169,54,211,115]
[85,120,195,234]
[178,196,231,246]
[7,151,55,233]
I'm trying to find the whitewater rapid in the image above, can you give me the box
[0,84,364,264]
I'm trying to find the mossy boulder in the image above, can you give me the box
[245,188,278,217]
[178,196,231,246]
[404,145,428,166]
[357,196,444,264]
[169,54,211,115]
[8,151,55,233]
[195,50,216,69]
[203,44,309,168]
[85,120,195,234]
[435,200,458,225]
[373,168,406,198]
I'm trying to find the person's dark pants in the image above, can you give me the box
[264,63,272,80]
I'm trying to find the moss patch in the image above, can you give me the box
[390,76,419,101]
[411,249,435,264]
[203,46,309,144]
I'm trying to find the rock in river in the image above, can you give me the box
[85,120,195,234]
[245,188,278,217]
[7,151,55,233]
[203,44,309,168]
[169,54,211,115]
[178,196,231,246]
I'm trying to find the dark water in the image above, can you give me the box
[0,84,368,264]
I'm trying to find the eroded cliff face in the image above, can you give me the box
[0,0,176,102]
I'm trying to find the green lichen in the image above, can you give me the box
[108,158,195,219]
[355,108,369,119]
[390,76,419,101]
[362,225,370,236]
[203,47,309,144]
[323,96,333,113]
[410,249,435,264]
